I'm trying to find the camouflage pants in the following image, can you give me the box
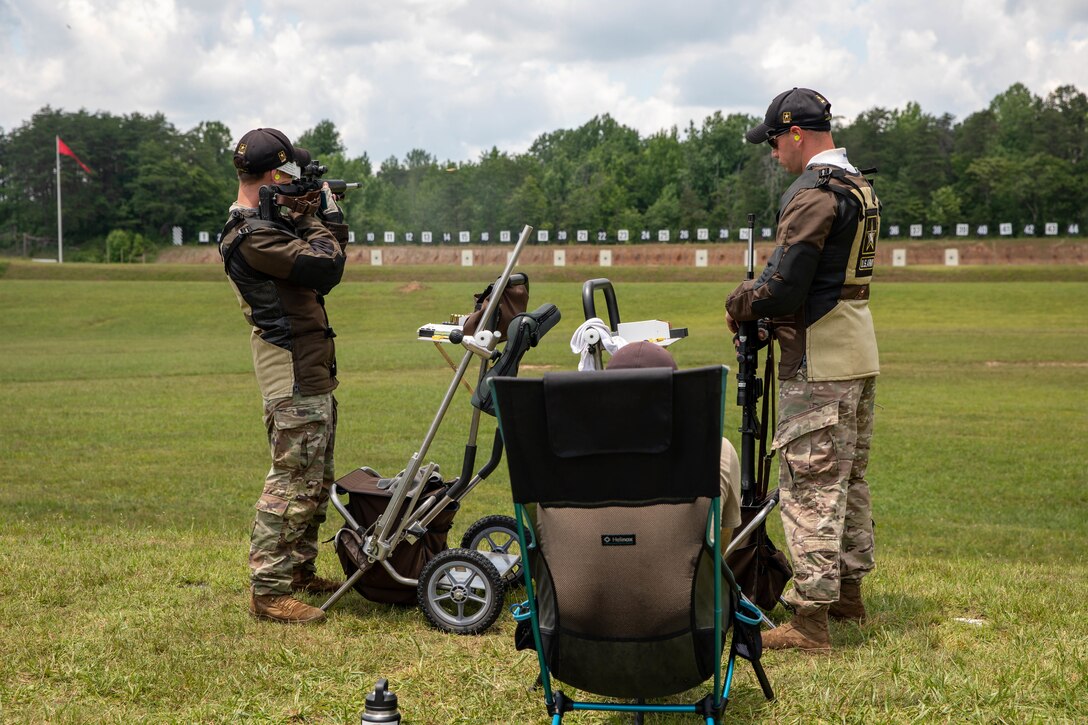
[249,393,337,596]
[774,372,876,613]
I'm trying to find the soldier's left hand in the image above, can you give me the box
[318,182,343,224]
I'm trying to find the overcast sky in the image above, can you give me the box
[3,1,1088,164]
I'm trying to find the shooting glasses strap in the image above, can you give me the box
[757,341,776,497]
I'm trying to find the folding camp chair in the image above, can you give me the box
[491,366,773,723]
[575,277,785,623]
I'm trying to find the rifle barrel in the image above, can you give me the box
[745,212,756,281]
[324,180,360,195]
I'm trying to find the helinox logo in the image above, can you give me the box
[601,534,636,546]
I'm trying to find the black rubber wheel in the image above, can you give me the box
[459,514,524,587]
[417,548,505,634]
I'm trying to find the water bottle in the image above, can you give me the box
[360,678,401,724]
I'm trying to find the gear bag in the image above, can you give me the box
[333,468,459,605]
[461,273,530,337]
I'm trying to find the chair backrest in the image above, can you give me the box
[491,366,729,699]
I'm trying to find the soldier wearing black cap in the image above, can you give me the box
[219,127,349,624]
[725,89,881,651]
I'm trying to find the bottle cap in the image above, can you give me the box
[365,679,398,712]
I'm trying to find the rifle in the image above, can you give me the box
[724,213,792,614]
[735,214,772,507]
[258,159,361,221]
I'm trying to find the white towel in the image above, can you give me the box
[570,317,628,371]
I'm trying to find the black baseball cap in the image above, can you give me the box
[233,127,301,176]
[745,88,833,144]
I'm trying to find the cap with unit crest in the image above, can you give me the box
[745,88,833,144]
[233,127,301,177]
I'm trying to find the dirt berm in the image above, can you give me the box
[159,239,1087,267]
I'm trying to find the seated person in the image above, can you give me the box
[604,342,742,543]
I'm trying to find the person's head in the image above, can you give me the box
[746,87,835,175]
[605,341,678,371]
[233,128,302,187]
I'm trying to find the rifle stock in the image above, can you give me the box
[258,185,277,223]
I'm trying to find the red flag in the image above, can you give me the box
[57,137,93,174]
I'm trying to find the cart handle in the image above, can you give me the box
[581,278,620,331]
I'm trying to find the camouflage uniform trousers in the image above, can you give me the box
[250,392,337,596]
[773,370,876,613]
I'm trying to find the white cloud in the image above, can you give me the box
[2,0,1088,162]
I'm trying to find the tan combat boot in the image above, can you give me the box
[829,580,867,624]
[291,571,343,595]
[761,606,831,652]
[250,591,326,623]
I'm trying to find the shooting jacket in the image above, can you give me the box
[219,205,349,399]
[726,162,881,382]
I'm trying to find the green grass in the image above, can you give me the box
[1,265,1086,723]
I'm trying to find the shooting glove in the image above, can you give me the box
[731,318,773,351]
[317,183,344,225]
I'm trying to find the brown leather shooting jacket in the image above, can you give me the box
[727,164,881,382]
[219,208,349,399]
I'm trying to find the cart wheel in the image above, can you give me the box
[460,515,523,587]
[417,548,505,634]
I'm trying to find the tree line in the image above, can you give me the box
[1,82,1085,261]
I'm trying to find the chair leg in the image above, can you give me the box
[751,658,775,701]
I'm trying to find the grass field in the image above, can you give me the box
[1,261,1086,723]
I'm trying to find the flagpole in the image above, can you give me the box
[56,135,63,263]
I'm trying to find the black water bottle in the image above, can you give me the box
[360,678,401,724]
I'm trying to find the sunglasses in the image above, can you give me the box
[767,130,789,150]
